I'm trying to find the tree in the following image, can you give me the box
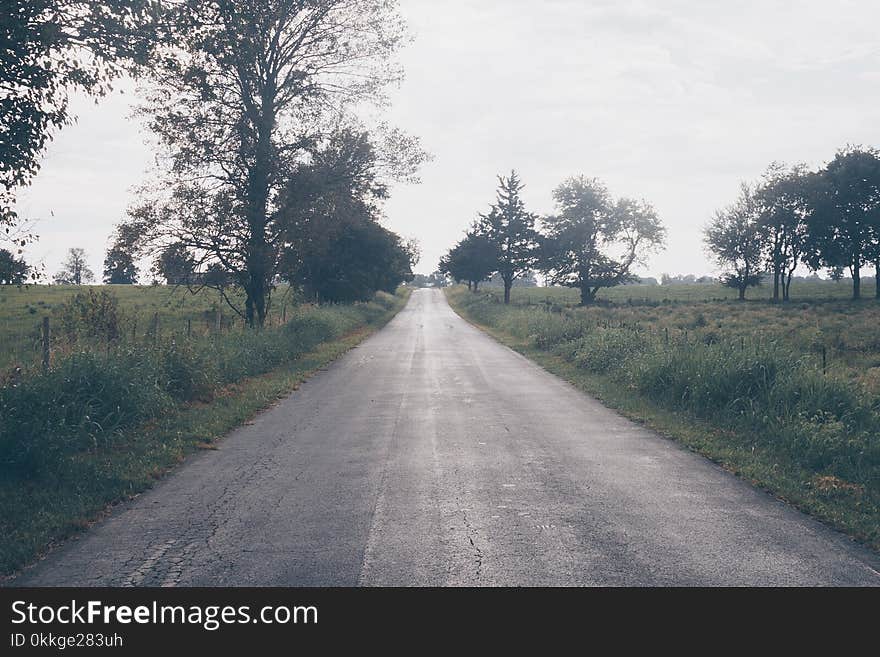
[124,1,410,326]
[540,176,665,305]
[0,248,31,285]
[476,171,539,304]
[1,1,160,230]
[439,230,497,291]
[53,247,94,285]
[755,163,813,301]
[103,244,139,284]
[283,217,414,302]
[153,242,196,285]
[276,128,420,302]
[804,146,880,300]
[704,184,764,300]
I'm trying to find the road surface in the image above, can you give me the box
[13,289,880,586]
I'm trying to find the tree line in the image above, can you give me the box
[440,171,666,305]
[705,146,880,301]
[443,145,880,305]
[1,1,425,321]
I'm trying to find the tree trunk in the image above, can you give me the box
[772,269,780,301]
[503,279,511,304]
[783,270,794,301]
[466,281,472,291]
[244,102,275,327]
[875,258,879,299]
[579,285,598,305]
[473,280,479,292]
[738,285,746,301]
[852,258,861,300]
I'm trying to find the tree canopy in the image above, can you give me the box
[540,176,665,305]
[476,171,539,304]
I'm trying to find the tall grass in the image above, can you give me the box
[0,292,400,478]
[451,288,880,495]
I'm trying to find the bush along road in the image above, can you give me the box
[11,289,880,586]
[0,290,409,577]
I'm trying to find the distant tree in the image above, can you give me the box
[704,184,764,300]
[439,230,497,291]
[103,244,139,284]
[540,176,665,305]
[755,163,813,301]
[804,146,880,300]
[53,247,94,285]
[476,171,539,303]
[154,242,195,285]
[0,248,31,285]
[1,1,160,230]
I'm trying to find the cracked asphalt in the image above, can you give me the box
[13,289,880,586]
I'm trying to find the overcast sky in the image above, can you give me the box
[15,0,880,280]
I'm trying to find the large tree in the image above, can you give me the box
[124,0,409,326]
[704,184,764,300]
[804,146,880,300]
[53,247,94,285]
[476,171,539,304]
[1,1,160,232]
[755,163,812,301]
[540,176,665,305]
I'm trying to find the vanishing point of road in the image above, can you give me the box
[14,289,880,586]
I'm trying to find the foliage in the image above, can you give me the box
[475,171,540,303]
[541,176,666,305]
[755,163,812,301]
[0,0,160,228]
[278,128,421,302]
[56,288,123,343]
[439,230,497,291]
[153,242,195,285]
[0,248,31,285]
[704,184,764,299]
[53,247,94,285]
[124,1,414,326]
[102,244,139,284]
[804,146,880,300]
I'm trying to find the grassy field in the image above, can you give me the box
[446,284,880,552]
[0,287,409,576]
[0,283,298,372]
[506,277,877,304]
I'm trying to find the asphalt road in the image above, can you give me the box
[14,289,880,586]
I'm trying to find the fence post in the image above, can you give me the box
[821,344,827,375]
[41,316,50,373]
[187,318,192,339]
[282,306,287,324]
[153,312,159,344]
[216,310,221,333]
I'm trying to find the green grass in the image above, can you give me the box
[0,288,409,577]
[446,285,880,552]
[0,283,298,371]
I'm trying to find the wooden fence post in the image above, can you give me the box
[187,318,192,339]
[41,316,50,373]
